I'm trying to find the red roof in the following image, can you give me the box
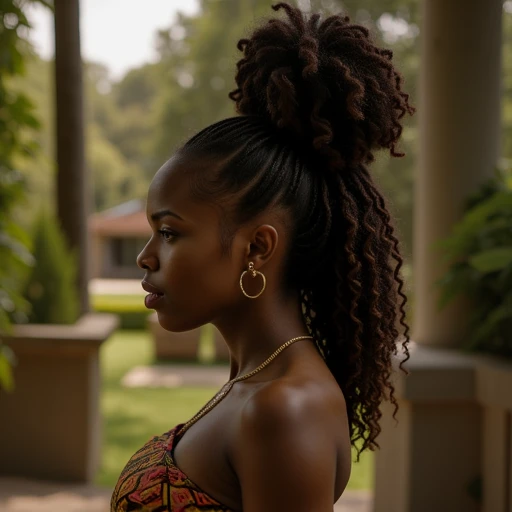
[88,200,151,237]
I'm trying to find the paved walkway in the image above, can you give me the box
[0,477,372,511]
[0,477,112,512]
[122,363,231,388]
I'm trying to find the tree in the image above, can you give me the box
[88,124,147,212]
[11,55,150,217]
[23,209,79,324]
[11,54,55,226]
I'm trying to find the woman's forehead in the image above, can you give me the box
[147,156,217,223]
[149,158,187,201]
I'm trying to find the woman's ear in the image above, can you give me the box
[246,224,279,270]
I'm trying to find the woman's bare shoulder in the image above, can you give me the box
[241,374,345,429]
[228,377,350,512]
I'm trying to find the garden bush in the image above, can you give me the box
[436,168,512,358]
[92,295,150,329]
[22,209,79,324]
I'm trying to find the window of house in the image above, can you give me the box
[111,237,148,268]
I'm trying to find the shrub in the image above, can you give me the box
[23,210,80,324]
[0,0,53,389]
[92,295,150,330]
[436,168,512,358]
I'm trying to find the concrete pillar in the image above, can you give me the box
[374,346,481,512]
[413,0,503,347]
[375,2,503,510]
[54,0,89,314]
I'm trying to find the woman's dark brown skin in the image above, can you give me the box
[137,3,413,511]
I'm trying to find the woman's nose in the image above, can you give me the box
[137,245,159,271]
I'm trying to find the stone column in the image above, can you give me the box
[413,0,503,348]
[374,2,503,511]
[54,0,89,314]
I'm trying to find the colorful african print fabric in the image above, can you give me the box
[111,424,232,511]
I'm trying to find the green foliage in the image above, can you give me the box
[13,57,150,216]
[92,294,150,330]
[502,7,512,162]
[23,209,79,324]
[88,124,146,211]
[0,343,16,392]
[11,54,55,223]
[0,0,52,390]
[435,169,512,358]
[0,169,33,325]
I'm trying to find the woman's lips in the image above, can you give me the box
[144,293,164,309]
[141,280,164,309]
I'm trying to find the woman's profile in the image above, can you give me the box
[111,3,413,511]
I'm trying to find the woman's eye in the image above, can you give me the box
[158,229,177,242]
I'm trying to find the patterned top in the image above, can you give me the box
[111,424,232,511]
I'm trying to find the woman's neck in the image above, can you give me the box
[213,292,313,380]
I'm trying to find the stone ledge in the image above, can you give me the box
[393,342,512,408]
[394,342,478,402]
[121,364,230,388]
[0,312,118,482]
[2,313,119,355]
[476,356,512,409]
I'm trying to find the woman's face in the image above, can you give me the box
[137,155,245,332]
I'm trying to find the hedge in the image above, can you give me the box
[92,295,150,330]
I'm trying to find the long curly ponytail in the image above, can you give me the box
[179,2,414,456]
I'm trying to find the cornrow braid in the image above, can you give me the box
[177,3,413,458]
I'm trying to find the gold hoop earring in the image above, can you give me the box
[240,262,266,299]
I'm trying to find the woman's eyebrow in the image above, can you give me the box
[150,209,185,222]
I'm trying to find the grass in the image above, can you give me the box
[96,330,217,487]
[91,293,151,329]
[92,294,147,311]
[96,329,373,490]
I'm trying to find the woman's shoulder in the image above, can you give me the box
[228,375,351,510]
[229,370,349,460]
[240,374,346,432]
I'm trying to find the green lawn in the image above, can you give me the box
[92,294,146,310]
[96,330,373,490]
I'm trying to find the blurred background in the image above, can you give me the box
[20,0,421,261]
[1,1,511,511]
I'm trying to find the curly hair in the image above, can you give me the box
[178,2,414,457]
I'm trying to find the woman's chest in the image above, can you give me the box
[172,392,246,511]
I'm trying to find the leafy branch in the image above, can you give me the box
[0,0,52,390]
[435,168,512,358]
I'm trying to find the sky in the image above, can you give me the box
[23,1,427,82]
[25,0,200,80]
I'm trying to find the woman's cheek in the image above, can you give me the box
[165,246,202,288]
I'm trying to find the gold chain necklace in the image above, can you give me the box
[177,335,313,437]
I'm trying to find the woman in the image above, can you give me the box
[111,3,413,511]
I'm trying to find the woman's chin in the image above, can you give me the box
[155,311,201,333]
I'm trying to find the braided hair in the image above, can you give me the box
[178,2,414,457]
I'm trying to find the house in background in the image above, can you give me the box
[89,199,150,279]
